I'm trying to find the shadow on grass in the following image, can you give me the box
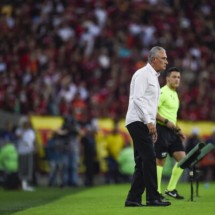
[0,186,86,215]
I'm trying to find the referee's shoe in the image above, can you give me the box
[165,189,184,199]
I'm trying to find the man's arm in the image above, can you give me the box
[133,72,153,124]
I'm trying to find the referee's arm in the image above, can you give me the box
[156,113,175,129]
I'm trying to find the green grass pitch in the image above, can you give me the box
[0,183,214,215]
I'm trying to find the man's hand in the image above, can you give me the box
[147,122,157,143]
[151,132,157,144]
[147,122,156,134]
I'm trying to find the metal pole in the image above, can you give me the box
[189,169,194,201]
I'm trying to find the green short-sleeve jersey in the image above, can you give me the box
[158,85,179,125]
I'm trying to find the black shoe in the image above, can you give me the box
[159,193,165,201]
[165,189,184,199]
[125,200,144,207]
[146,199,171,207]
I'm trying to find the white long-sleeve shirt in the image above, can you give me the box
[125,63,160,125]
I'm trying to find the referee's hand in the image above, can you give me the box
[166,120,175,129]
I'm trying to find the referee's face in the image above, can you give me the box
[167,71,180,89]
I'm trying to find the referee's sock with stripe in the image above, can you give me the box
[156,165,163,194]
[167,163,184,191]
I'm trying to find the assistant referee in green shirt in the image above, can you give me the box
[155,67,186,200]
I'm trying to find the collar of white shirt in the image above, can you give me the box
[146,63,160,77]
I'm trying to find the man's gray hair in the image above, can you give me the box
[148,46,166,63]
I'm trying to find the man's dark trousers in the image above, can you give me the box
[126,121,160,203]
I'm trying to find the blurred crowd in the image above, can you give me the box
[0,117,215,191]
[0,0,215,121]
[0,116,137,190]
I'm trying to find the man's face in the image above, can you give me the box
[153,50,168,72]
[167,71,181,89]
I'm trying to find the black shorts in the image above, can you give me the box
[155,124,185,159]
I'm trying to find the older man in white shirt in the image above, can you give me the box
[125,46,170,207]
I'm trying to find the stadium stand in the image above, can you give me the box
[0,0,215,121]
